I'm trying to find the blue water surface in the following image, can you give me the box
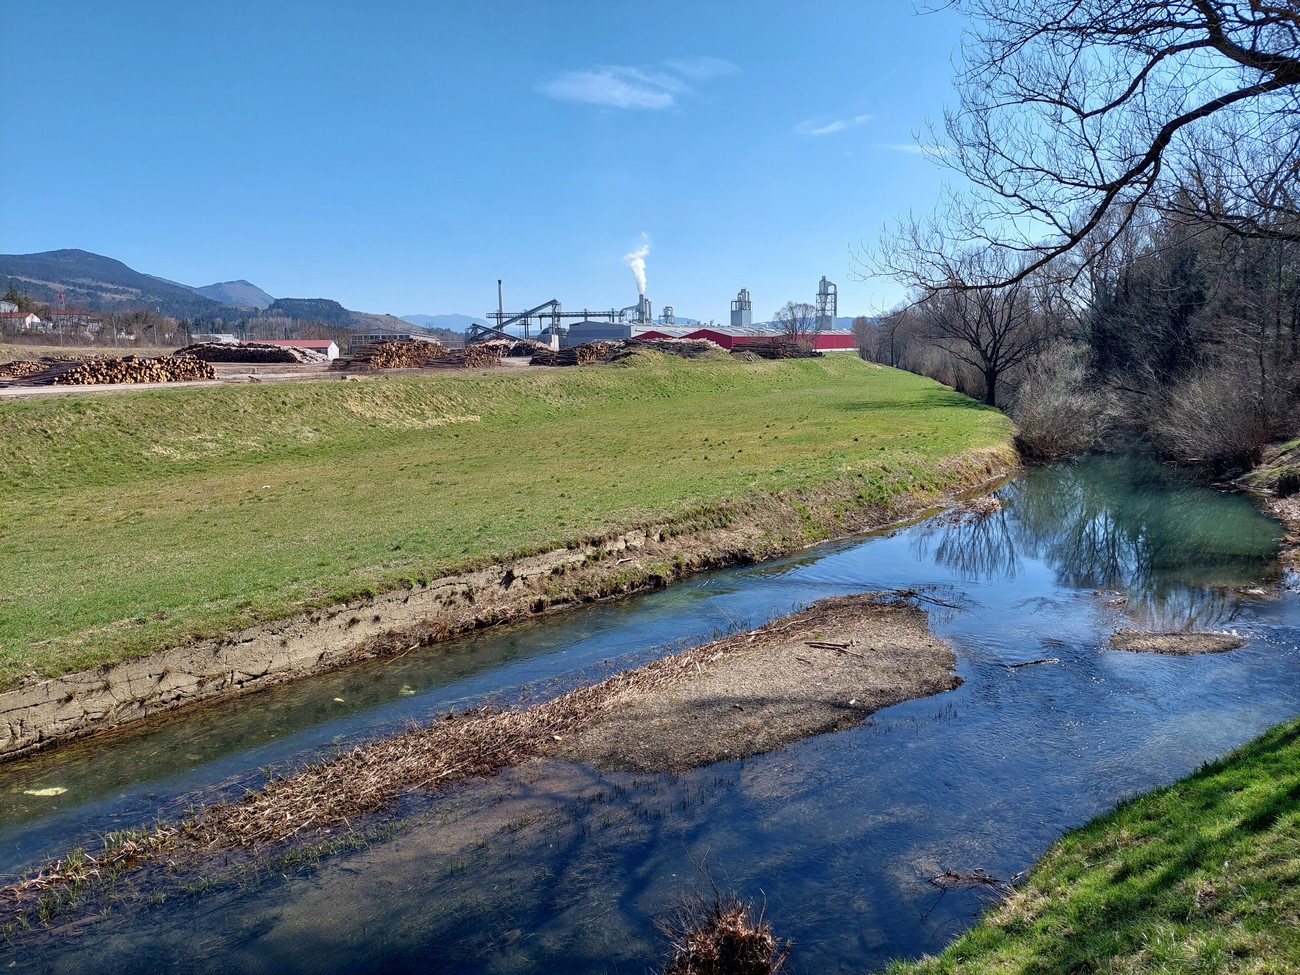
[4,455,1299,973]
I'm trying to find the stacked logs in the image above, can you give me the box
[344,340,447,370]
[730,342,822,360]
[0,359,51,382]
[425,345,502,369]
[530,341,618,367]
[25,355,218,386]
[608,338,723,360]
[480,338,547,358]
[575,341,617,364]
[176,342,327,364]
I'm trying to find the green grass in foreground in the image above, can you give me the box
[0,353,1011,687]
[889,718,1300,975]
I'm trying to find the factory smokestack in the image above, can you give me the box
[623,235,650,295]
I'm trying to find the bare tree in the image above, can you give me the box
[773,301,821,348]
[913,252,1057,405]
[851,315,875,360]
[855,307,919,368]
[867,0,1300,292]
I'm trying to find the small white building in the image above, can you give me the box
[0,311,43,331]
[260,338,340,360]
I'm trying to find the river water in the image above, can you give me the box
[4,455,1299,973]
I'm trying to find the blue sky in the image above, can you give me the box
[2,1,966,322]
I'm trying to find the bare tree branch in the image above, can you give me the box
[862,0,1300,293]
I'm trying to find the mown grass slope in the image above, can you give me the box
[0,353,1012,687]
[889,717,1300,974]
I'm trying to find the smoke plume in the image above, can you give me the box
[624,235,650,295]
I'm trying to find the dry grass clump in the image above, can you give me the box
[658,894,791,975]
[934,495,1003,525]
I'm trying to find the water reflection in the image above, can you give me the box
[913,455,1282,630]
[5,454,1299,975]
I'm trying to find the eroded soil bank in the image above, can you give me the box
[0,448,1013,760]
[2,592,959,916]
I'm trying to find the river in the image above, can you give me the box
[4,455,1299,973]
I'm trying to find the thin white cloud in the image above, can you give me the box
[797,119,848,136]
[881,142,953,157]
[663,56,740,80]
[539,57,738,111]
[540,69,675,109]
[795,113,874,137]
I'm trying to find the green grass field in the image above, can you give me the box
[0,352,1011,688]
[888,718,1300,974]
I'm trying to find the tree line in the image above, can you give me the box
[856,0,1300,474]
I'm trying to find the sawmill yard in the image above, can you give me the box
[0,348,1013,693]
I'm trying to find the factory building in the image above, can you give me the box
[476,276,853,351]
[683,326,856,352]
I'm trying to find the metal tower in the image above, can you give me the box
[731,288,752,328]
[815,277,837,331]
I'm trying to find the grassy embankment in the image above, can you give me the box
[0,352,1012,690]
[888,717,1300,974]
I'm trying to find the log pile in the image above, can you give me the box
[608,338,724,360]
[17,354,218,386]
[530,341,619,367]
[343,339,447,370]
[175,342,327,364]
[480,338,547,358]
[0,359,49,382]
[424,345,502,369]
[730,342,822,360]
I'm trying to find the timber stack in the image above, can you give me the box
[607,338,723,360]
[530,341,617,367]
[176,342,327,364]
[480,338,547,358]
[425,345,502,369]
[14,354,218,386]
[731,343,822,360]
[0,359,52,383]
[342,340,447,370]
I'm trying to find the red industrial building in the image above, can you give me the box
[672,326,857,352]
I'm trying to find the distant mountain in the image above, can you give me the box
[402,313,488,330]
[193,279,273,308]
[0,249,407,328]
[0,249,232,319]
[265,297,351,324]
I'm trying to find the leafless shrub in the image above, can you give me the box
[1151,367,1272,472]
[1010,343,1121,459]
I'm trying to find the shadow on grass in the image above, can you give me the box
[894,720,1300,973]
[834,388,1001,414]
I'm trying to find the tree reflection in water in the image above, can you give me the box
[912,456,1283,631]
